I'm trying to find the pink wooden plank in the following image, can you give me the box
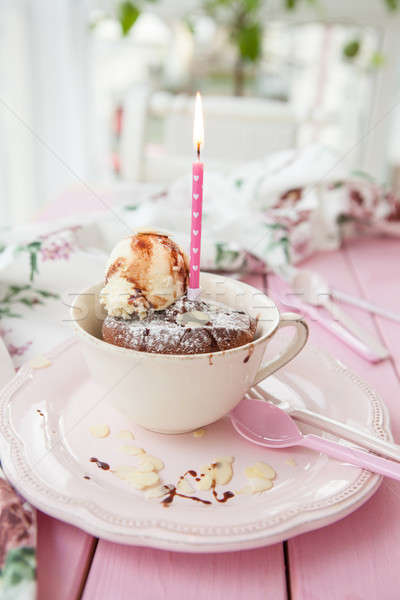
[241,272,268,291]
[82,544,286,600]
[37,511,97,600]
[35,189,100,600]
[345,237,400,378]
[82,273,287,600]
[270,242,400,600]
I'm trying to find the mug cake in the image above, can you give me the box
[100,231,257,354]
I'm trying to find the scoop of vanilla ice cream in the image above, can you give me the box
[100,231,189,319]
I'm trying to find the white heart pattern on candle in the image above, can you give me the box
[193,194,199,200]
[192,265,198,271]
[193,212,199,218]
[193,230,199,236]
[193,248,199,253]
[193,175,199,182]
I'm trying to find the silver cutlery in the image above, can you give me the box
[290,270,389,361]
[247,384,400,462]
[331,288,400,323]
[274,267,389,362]
[277,290,384,362]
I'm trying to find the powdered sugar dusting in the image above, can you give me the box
[102,296,256,354]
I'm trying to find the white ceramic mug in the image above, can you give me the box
[71,273,308,433]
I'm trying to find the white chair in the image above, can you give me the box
[120,0,400,183]
[120,90,298,182]
[265,0,400,180]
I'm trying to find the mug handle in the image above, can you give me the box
[253,312,309,385]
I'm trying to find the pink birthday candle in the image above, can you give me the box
[188,92,204,300]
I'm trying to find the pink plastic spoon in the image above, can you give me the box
[231,397,400,481]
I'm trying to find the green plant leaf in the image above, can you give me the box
[1,284,32,304]
[285,0,317,9]
[27,241,42,252]
[337,214,354,225]
[184,17,195,33]
[370,51,385,68]
[280,236,290,262]
[343,39,360,60]
[350,169,375,182]
[19,297,44,308]
[384,0,399,10]
[237,23,262,62]
[34,288,60,299]
[264,222,288,232]
[243,0,262,10]
[9,285,31,295]
[118,2,140,36]
[29,253,38,282]
[0,307,21,318]
[215,241,239,267]
[1,547,36,587]
[16,240,42,281]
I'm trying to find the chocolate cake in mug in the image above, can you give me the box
[100,231,257,354]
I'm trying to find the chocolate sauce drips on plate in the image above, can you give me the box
[162,487,212,507]
[162,468,235,507]
[90,457,110,471]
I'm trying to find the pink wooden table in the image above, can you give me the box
[37,190,400,599]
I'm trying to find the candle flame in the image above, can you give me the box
[193,92,204,155]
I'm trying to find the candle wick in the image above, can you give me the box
[197,142,201,161]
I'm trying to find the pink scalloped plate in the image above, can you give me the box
[0,338,391,552]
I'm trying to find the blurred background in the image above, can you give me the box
[2,0,400,226]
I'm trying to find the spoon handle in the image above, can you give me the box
[302,434,400,481]
[331,288,400,323]
[322,298,389,361]
[251,386,400,462]
[283,299,382,362]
